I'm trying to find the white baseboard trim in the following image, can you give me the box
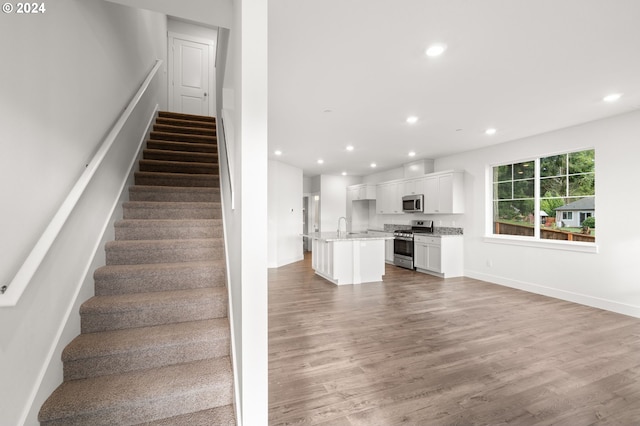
[268,254,304,269]
[465,269,640,319]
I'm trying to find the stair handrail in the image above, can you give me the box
[0,59,164,307]
[220,108,235,210]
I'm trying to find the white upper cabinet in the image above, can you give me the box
[376,181,402,214]
[347,184,376,201]
[401,177,426,197]
[424,171,464,214]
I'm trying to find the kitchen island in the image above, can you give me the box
[302,232,394,285]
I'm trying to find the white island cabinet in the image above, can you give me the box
[367,230,394,263]
[303,232,393,285]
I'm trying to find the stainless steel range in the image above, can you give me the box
[393,220,434,269]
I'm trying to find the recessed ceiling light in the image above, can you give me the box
[408,151,416,157]
[406,116,418,124]
[342,171,347,176]
[485,128,497,135]
[323,108,333,113]
[425,44,447,57]
[346,145,354,152]
[370,162,377,168]
[274,150,282,156]
[603,93,623,103]
[317,159,324,164]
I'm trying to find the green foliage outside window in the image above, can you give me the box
[493,149,595,241]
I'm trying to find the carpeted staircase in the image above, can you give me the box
[39,111,235,425]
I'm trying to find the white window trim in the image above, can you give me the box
[486,150,598,254]
[483,234,599,253]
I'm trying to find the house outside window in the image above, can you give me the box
[492,149,595,243]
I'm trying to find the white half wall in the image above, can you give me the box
[268,160,304,268]
[435,109,640,317]
[218,0,268,424]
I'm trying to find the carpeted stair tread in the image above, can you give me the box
[62,319,230,380]
[94,260,226,295]
[129,185,220,202]
[80,287,227,332]
[140,405,235,426]
[158,111,216,123]
[143,148,218,164]
[154,116,216,130]
[150,131,216,144]
[122,201,221,220]
[105,238,224,265]
[38,357,233,426]
[139,159,219,175]
[146,140,217,154]
[135,171,219,188]
[153,123,216,137]
[115,219,223,240]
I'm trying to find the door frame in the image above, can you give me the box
[167,31,216,116]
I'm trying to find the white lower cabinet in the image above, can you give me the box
[414,235,463,278]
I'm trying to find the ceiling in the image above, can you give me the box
[268,0,640,177]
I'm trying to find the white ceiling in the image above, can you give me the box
[268,0,640,177]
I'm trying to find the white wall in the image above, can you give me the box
[268,160,304,267]
[168,17,219,40]
[320,175,361,233]
[0,1,167,424]
[435,109,640,317]
[103,0,233,28]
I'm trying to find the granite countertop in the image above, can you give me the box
[302,232,394,242]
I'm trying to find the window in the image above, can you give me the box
[492,149,595,243]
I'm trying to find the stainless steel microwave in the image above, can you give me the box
[402,194,424,213]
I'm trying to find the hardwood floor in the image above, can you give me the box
[269,254,640,425]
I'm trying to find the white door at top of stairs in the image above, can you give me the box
[168,32,215,117]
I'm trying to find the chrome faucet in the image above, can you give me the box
[337,216,347,236]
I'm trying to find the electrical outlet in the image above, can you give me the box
[486,260,493,267]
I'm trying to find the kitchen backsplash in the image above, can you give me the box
[382,224,463,235]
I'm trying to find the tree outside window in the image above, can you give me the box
[492,149,595,242]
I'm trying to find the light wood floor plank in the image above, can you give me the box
[269,255,640,425]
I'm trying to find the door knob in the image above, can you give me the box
[204,92,208,97]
